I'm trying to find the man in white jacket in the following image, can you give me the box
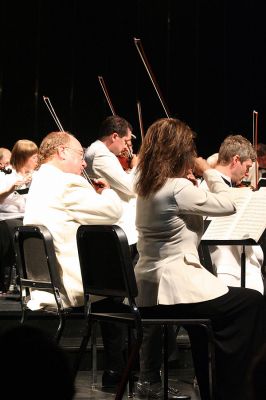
[85,115,138,255]
[24,131,127,389]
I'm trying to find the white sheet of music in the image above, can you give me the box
[202,188,266,241]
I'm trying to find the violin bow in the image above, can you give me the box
[137,100,145,142]
[253,110,259,190]
[43,96,64,131]
[97,75,136,150]
[98,76,116,116]
[134,37,171,118]
[42,96,94,186]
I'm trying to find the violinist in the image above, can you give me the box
[0,140,38,293]
[200,134,265,293]
[23,131,125,390]
[134,118,266,400]
[0,148,11,175]
[23,130,122,309]
[85,115,139,249]
[85,117,140,389]
[0,140,38,218]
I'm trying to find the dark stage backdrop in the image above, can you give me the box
[0,0,265,157]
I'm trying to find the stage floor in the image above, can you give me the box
[74,370,200,400]
[0,295,200,400]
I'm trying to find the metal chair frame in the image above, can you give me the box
[75,224,217,400]
[13,224,82,343]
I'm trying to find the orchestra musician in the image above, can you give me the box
[23,131,128,391]
[0,148,11,173]
[85,115,140,389]
[0,140,38,293]
[23,131,122,309]
[200,134,264,294]
[85,115,139,252]
[134,118,266,400]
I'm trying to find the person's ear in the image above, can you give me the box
[232,155,240,165]
[58,146,66,160]
[111,132,118,143]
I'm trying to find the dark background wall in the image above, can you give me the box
[0,0,265,157]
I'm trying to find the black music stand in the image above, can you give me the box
[201,232,266,288]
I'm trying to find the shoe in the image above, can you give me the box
[102,369,139,389]
[193,376,199,390]
[102,370,121,388]
[135,381,191,399]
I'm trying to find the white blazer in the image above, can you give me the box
[135,169,236,306]
[23,164,123,309]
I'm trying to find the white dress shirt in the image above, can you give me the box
[85,140,137,245]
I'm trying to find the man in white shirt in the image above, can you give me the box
[201,134,264,294]
[85,115,138,255]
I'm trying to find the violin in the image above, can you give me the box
[117,149,132,171]
[0,165,12,174]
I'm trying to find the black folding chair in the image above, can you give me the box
[76,224,217,400]
[13,224,83,343]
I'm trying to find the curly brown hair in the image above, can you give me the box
[38,131,73,167]
[135,118,197,198]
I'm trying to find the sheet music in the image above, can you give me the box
[202,188,266,241]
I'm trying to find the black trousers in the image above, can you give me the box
[91,297,128,372]
[91,243,139,373]
[0,218,23,291]
[140,287,266,400]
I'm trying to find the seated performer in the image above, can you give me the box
[201,134,264,294]
[0,147,11,173]
[85,115,138,255]
[23,130,128,390]
[0,140,38,293]
[134,118,266,400]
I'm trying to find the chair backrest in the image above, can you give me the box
[76,225,138,303]
[13,225,64,311]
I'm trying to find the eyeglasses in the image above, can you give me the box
[64,147,85,160]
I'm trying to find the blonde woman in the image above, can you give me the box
[0,139,38,220]
[0,139,38,293]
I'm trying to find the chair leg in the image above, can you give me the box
[91,322,98,388]
[127,326,134,398]
[74,320,92,377]
[204,324,216,400]
[115,329,142,400]
[55,313,65,343]
[162,325,169,400]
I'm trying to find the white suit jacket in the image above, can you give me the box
[0,170,29,220]
[135,169,236,307]
[85,140,137,245]
[23,164,123,309]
